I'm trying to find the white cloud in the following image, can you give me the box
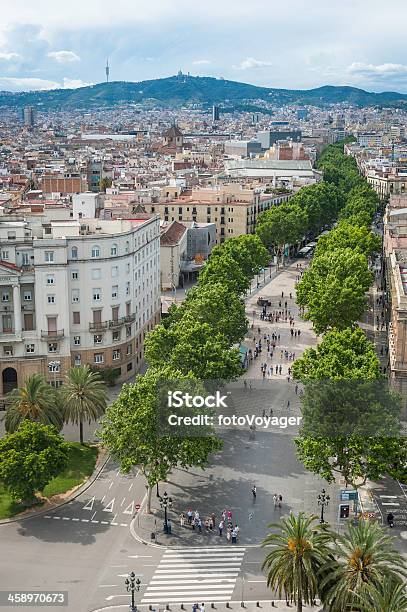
[62,77,91,88]
[348,62,407,78]
[0,76,60,91]
[234,57,272,71]
[0,76,91,91]
[192,59,211,66]
[47,50,80,63]
[0,52,20,61]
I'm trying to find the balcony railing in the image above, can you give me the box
[89,313,135,332]
[41,329,64,339]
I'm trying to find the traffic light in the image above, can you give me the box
[340,504,350,519]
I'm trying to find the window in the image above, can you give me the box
[125,241,129,253]
[47,294,56,304]
[91,245,100,258]
[94,353,104,364]
[112,349,121,361]
[126,344,132,355]
[73,336,81,346]
[46,274,55,285]
[111,244,118,256]
[71,246,78,259]
[91,268,101,280]
[112,330,120,342]
[48,362,60,372]
[7,231,16,240]
[23,313,34,331]
[111,266,118,278]
[45,251,54,262]
[1,250,9,260]
[126,282,130,296]
[74,355,81,366]
[25,344,35,354]
[48,343,58,353]
[127,361,133,372]
[126,263,130,273]
[23,291,32,301]
[126,325,132,337]
[72,289,80,303]
[94,334,103,344]
[22,252,29,266]
[112,285,118,299]
[71,270,79,280]
[93,288,101,301]
[2,291,10,302]
[73,311,80,324]
[3,345,13,356]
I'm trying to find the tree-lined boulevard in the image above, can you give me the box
[1,141,407,610]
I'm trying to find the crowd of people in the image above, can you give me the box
[180,509,241,543]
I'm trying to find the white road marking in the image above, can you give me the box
[121,497,126,507]
[53,516,61,520]
[128,483,133,492]
[81,519,89,523]
[108,482,113,490]
[101,521,109,525]
[380,495,398,498]
[72,518,80,522]
[103,498,115,513]
[91,520,99,524]
[111,513,118,525]
[99,585,118,588]
[83,496,95,511]
[101,495,106,502]
[123,501,134,515]
[382,502,400,506]
[120,523,128,527]
[91,511,97,520]
[44,515,52,518]
[62,517,70,521]
[128,555,153,559]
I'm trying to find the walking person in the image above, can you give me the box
[167,518,172,534]
[252,485,257,500]
[187,509,193,525]
[231,527,237,544]
[278,494,283,509]
[218,520,224,537]
[273,493,278,508]
[180,512,185,527]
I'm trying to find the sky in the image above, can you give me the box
[1,0,407,93]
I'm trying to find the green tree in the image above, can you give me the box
[218,234,270,279]
[5,373,63,433]
[314,221,381,259]
[198,253,250,295]
[62,365,108,444]
[98,366,222,512]
[164,282,248,345]
[262,512,333,612]
[292,327,381,381]
[340,195,377,225]
[296,248,373,334]
[358,579,407,612]
[321,521,407,612]
[145,315,242,381]
[0,421,68,505]
[256,203,307,266]
[291,182,345,234]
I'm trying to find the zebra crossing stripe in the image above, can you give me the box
[141,546,246,604]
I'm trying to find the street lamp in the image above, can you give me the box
[317,489,330,524]
[125,571,141,612]
[159,491,173,533]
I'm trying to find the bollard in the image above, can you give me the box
[166,605,170,611]
[256,603,260,608]
[241,603,245,609]
[271,603,275,608]
[181,605,184,610]
[211,604,215,609]
[226,603,230,609]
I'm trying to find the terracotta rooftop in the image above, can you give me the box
[160,220,187,246]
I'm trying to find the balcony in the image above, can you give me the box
[89,313,135,332]
[41,329,64,340]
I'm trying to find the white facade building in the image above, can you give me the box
[0,214,161,402]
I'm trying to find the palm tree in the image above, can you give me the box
[62,365,108,444]
[5,373,63,433]
[262,512,333,612]
[358,579,407,612]
[321,520,407,612]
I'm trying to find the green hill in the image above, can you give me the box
[1,75,407,110]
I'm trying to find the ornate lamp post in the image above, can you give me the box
[317,489,330,524]
[159,491,173,533]
[125,571,141,612]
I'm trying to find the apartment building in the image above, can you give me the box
[383,196,407,413]
[0,213,160,403]
[144,185,291,242]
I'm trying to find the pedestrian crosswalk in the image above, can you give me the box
[141,547,245,604]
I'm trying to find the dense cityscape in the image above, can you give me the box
[1,3,407,610]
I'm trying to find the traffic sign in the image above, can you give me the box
[135,503,141,512]
[341,490,358,501]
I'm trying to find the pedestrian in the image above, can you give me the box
[273,493,278,508]
[282,291,284,298]
[297,330,300,337]
[287,400,290,410]
[180,512,185,527]
[201,603,205,612]
[198,519,202,533]
[290,292,292,299]
[269,407,273,417]
[278,494,283,508]
[227,509,233,521]
[219,520,224,537]
[231,528,237,544]
[235,524,240,537]
[226,526,231,542]
[279,365,282,375]
[167,518,172,534]
[204,518,210,531]
[192,604,198,612]
[295,384,298,395]
[252,485,257,499]
[187,509,193,525]
[244,379,247,390]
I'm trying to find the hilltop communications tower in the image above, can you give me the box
[105,59,110,83]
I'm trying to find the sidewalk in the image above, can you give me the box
[131,260,340,547]
[92,601,323,612]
